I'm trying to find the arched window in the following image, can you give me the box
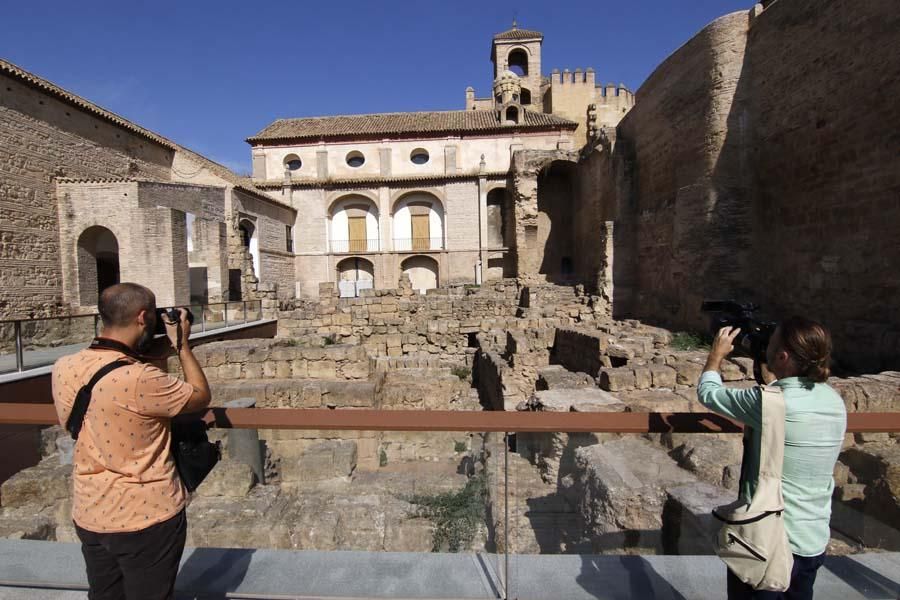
[238,219,260,278]
[283,154,302,171]
[77,226,120,306]
[521,88,532,105]
[330,196,380,253]
[507,49,528,77]
[505,106,520,125]
[392,192,445,252]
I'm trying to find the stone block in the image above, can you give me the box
[649,365,677,388]
[664,482,735,555]
[633,366,652,390]
[575,438,695,552]
[281,440,358,482]
[532,388,626,413]
[598,367,636,392]
[194,460,256,498]
[307,360,337,379]
[0,462,70,509]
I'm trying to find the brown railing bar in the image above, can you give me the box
[2,404,898,433]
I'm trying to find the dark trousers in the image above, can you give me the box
[727,553,827,600]
[75,510,187,600]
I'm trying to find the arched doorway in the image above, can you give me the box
[77,226,120,306]
[336,257,374,298]
[401,255,439,294]
[238,218,260,278]
[330,196,380,253]
[486,188,508,248]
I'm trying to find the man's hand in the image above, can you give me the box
[163,309,192,352]
[703,326,741,373]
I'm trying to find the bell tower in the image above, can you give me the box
[490,21,543,107]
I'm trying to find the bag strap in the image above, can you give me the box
[757,384,786,479]
[65,360,133,439]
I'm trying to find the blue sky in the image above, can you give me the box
[1,0,750,174]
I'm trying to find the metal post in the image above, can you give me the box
[223,302,228,329]
[243,301,247,324]
[200,306,206,333]
[94,315,100,337]
[503,431,509,600]
[14,321,24,372]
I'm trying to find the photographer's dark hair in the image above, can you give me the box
[779,316,832,382]
[98,283,155,328]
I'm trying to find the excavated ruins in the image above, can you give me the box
[2,280,898,556]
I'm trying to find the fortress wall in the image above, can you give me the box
[745,0,900,371]
[0,71,174,318]
[613,10,753,331]
[603,0,899,371]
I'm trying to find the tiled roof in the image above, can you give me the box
[1,58,176,149]
[493,28,543,41]
[247,110,575,144]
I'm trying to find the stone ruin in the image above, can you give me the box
[1,280,898,557]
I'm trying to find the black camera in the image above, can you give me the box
[154,307,194,335]
[701,300,777,364]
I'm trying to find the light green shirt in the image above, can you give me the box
[697,371,847,556]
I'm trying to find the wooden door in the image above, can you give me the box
[348,217,367,252]
[411,214,430,251]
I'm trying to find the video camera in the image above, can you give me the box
[700,300,777,364]
[154,307,194,335]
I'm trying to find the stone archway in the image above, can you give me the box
[77,226,120,306]
[336,257,374,298]
[509,149,580,283]
[401,255,439,294]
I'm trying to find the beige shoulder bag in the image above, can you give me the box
[713,385,794,591]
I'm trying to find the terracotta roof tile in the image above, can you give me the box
[493,28,543,41]
[247,110,575,144]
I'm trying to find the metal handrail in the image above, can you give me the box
[329,239,381,253]
[1,404,898,433]
[392,238,445,251]
[2,300,263,372]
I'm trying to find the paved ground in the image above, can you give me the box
[0,540,897,599]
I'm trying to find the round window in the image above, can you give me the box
[346,151,365,168]
[410,149,429,165]
[284,154,302,171]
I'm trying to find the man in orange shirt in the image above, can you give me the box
[52,283,211,600]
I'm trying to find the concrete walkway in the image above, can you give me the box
[0,540,898,599]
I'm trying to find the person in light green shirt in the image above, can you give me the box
[698,316,846,600]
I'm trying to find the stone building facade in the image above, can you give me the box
[0,58,296,318]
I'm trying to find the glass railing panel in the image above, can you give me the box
[201,303,226,332]
[502,428,900,600]
[0,321,19,374]
[13,314,96,371]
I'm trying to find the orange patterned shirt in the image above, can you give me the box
[52,348,194,533]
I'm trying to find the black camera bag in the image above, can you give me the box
[170,415,221,492]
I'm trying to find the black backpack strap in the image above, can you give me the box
[65,360,133,440]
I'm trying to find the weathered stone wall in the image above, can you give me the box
[0,70,174,318]
[612,10,753,329]
[595,1,899,372]
[745,0,900,372]
[188,339,371,381]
